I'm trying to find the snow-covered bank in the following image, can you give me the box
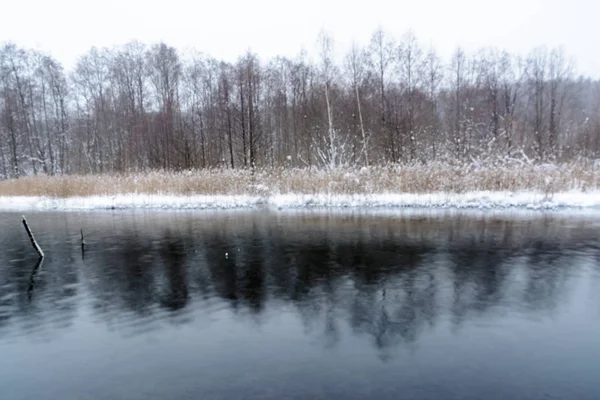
[1,191,600,211]
[270,192,600,209]
[0,195,262,211]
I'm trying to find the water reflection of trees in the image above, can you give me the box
[1,212,599,354]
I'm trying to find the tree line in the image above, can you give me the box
[1,28,599,178]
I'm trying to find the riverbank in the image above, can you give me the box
[0,163,598,211]
[1,191,599,211]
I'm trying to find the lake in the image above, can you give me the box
[1,209,600,400]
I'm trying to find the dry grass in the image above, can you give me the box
[1,161,599,198]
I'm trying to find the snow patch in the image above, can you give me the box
[269,191,599,210]
[0,191,599,211]
[0,194,261,211]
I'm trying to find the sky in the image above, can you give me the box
[1,0,599,77]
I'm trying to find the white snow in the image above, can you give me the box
[270,191,600,210]
[1,190,600,211]
[0,194,262,211]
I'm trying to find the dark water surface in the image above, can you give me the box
[2,210,600,400]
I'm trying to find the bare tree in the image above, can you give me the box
[146,43,181,169]
[398,31,424,160]
[368,27,397,161]
[499,52,525,156]
[423,47,443,159]
[345,42,369,165]
[547,48,572,158]
[317,31,345,168]
[528,47,548,159]
[449,48,467,157]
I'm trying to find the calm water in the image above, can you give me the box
[1,210,600,400]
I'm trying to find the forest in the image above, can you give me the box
[1,28,599,178]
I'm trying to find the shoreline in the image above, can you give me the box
[1,191,599,212]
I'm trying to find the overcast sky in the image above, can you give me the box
[1,0,598,77]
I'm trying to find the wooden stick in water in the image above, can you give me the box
[80,229,86,259]
[22,215,44,258]
[27,257,45,301]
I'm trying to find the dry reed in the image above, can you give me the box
[0,161,598,198]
